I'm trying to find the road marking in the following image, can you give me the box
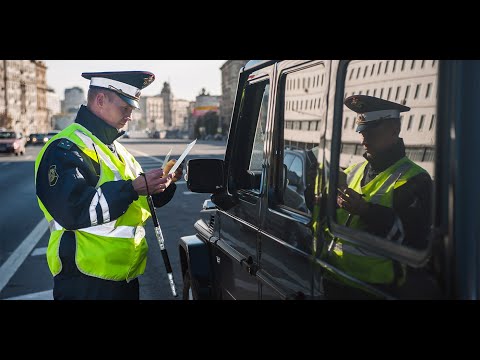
[4,289,53,300]
[182,192,204,195]
[31,247,47,256]
[0,218,49,293]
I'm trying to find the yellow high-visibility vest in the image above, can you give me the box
[35,123,151,282]
[328,157,427,285]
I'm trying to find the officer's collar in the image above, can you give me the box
[364,138,406,171]
[75,105,125,145]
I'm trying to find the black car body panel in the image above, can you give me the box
[179,60,480,300]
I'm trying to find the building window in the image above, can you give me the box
[404,85,410,100]
[395,86,401,100]
[349,68,354,80]
[407,115,414,130]
[426,83,432,98]
[414,84,421,99]
[418,114,425,130]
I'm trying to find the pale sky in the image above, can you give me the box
[44,60,227,101]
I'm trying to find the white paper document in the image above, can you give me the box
[168,139,197,175]
[162,148,172,168]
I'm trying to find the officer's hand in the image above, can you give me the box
[163,159,184,182]
[132,168,173,196]
[337,187,369,216]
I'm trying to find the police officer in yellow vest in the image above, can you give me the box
[35,71,183,300]
[324,95,433,298]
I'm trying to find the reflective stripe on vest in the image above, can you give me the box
[36,123,151,282]
[75,131,122,181]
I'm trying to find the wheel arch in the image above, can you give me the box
[179,234,214,299]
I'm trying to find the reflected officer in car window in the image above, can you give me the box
[324,95,433,295]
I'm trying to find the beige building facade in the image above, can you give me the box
[281,60,438,176]
[0,60,49,134]
[220,60,248,134]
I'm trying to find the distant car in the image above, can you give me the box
[0,131,26,155]
[27,133,45,146]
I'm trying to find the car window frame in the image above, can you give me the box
[326,60,434,268]
[271,60,327,220]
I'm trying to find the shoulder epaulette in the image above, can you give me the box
[57,138,74,150]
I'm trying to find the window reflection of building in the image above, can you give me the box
[284,65,325,151]
[282,63,326,215]
[341,60,437,176]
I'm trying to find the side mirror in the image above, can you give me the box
[186,158,225,193]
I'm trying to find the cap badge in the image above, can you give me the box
[356,114,367,125]
[143,76,154,87]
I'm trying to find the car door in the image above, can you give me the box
[213,64,274,299]
[320,60,442,299]
[257,60,329,299]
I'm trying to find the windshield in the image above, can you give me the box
[0,132,16,139]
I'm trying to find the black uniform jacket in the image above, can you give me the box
[359,138,432,250]
[36,105,176,232]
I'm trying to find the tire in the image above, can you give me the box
[182,268,194,300]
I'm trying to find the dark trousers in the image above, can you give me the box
[53,232,139,300]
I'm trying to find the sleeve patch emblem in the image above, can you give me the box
[48,165,59,187]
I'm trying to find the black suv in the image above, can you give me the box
[179,60,479,300]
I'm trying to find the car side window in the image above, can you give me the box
[320,60,441,300]
[278,63,326,215]
[248,84,269,176]
[334,60,437,251]
[228,79,270,195]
